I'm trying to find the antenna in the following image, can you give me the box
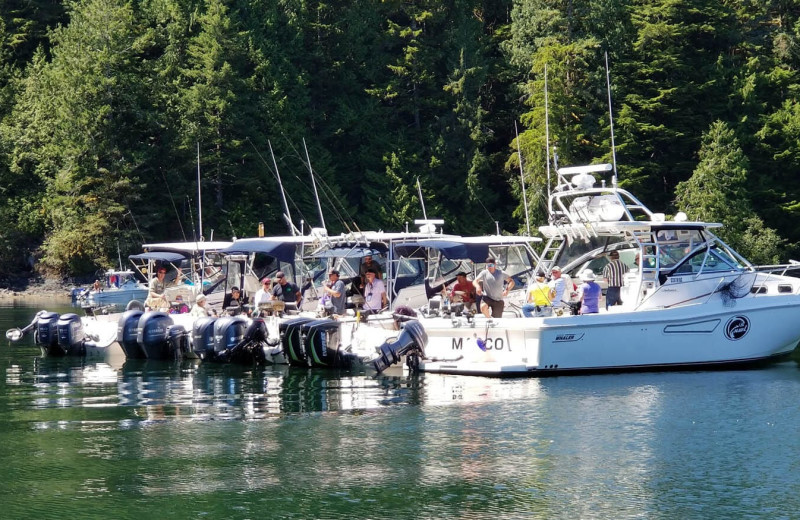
[514,121,531,236]
[302,138,326,230]
[605,51,618,186]
[416,177,428,220]
[544,64,552,200]
[196,142,203,240]
[268,140,296,236]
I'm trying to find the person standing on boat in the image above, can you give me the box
[473,257,515,319]
[603,250,629,309]
[449,272,476,310]
[522,271,555,317]
[190,293,209,317]
[146,266,170,310]
[578,269,601,314]
[321,269,346,315]
[548,266,572,309]
[254,278,273,305]
[359,255,383,280]
[271,271,301,305]
[362,268,387,318]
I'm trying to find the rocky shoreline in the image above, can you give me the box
[0,276,76,300]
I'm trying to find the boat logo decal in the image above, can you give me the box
[554,333,585,342]
[724,316,749,341]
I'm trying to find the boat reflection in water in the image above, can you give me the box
[15,355,547,423]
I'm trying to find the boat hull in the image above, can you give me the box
[417,296,800,376]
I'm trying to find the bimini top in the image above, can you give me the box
[220,236,316,263]
[129,251,188,263]
[142,241,233,254]
[394,236,541,263]
[311,245,386,259]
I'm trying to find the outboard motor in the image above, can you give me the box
[191,317,218,360]
[301,319,351,368]
[279,317,317,366]
[136,312,173,360]
[117,309,145,359]
[166,324,190,360]
[34,311,61,355]
[213,316,248,353]
[56,313,85,357]
[221,319,272,364]
[371,320,428,374]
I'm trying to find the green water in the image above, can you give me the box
[3,301,800,519]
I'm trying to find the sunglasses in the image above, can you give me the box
[263,282,271,285]
[487,263,496,268]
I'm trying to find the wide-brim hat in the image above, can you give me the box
[580,269,596,281]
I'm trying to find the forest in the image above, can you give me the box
[1,0,799,277]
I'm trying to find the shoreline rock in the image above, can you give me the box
[0,275,77,300]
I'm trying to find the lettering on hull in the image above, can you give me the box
[553,333,584,343]
[451,336,510,351]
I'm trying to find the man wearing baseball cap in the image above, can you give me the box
[321,269,346,315]
[271,271,301,305]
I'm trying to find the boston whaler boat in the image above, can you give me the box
[400,162,800,376]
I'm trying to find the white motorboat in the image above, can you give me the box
[72,269,149,306]
[399,163,800,376]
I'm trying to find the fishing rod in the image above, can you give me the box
[196,142,203,240]
[544,63,552,201]
[515,120,531,236]
[246,137,308,235]
[605,51,619,187]
[280,133,356,232]
[268,139,296,236]
[158,167,187,241]
[302,137,326,231]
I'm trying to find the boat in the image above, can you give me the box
[384,162,800,376]
[71,269,149,307]
[129,240,233,309]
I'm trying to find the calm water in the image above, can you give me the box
[2,300,800,519]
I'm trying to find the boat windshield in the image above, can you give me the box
[670,245,746,275]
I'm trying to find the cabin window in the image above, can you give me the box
[778,284,794,294]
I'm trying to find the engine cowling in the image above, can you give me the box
[191,317,217,360]
[56,313,85,356]
[34,311,61,354]
[279,317,317,366]
[117,309,145,359]
[135,312,173,360]
[213,316,248,353]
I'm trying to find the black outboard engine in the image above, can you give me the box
[136,312,174,360]
[221,318,271,364]
[191,317,218,360]
[34,311,61,356]
[301,319,353,368]
[117,309,145,359]
[279,317,317,366]
[213,316,248,353]
[166,324,190,360]
[371,321,428,374]
[56,313,85,357]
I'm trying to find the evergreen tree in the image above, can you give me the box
[3,0,157,274]
[674,120,783,264]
